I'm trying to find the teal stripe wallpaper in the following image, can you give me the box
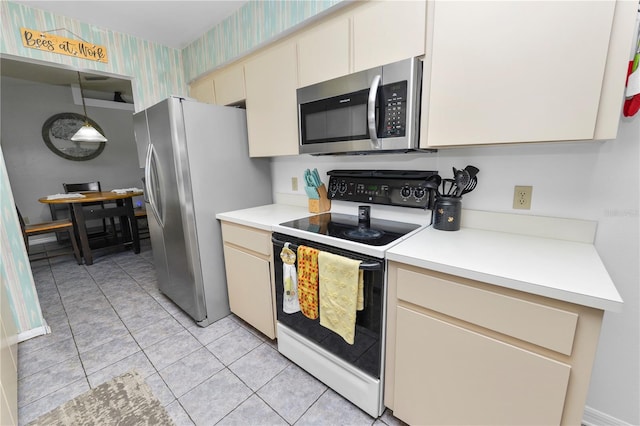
[0,146,44,336]
[182,0,342,82]
[2,1,343,109]
[0,1,186,111]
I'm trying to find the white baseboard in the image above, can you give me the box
[583,405,632,426]
[18,323,50,342]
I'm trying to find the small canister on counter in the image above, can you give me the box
[433,196,461,231]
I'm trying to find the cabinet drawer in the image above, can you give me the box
[396,268,578,356]
[221,222,271,256]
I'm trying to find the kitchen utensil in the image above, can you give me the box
[464,165,480,180]
[304,185,319,199]
[441,178,457,196]
[425,174,442,196]
[461,176,477,195]
[453,168,470,197]
[304,169,315,188]
[312,168,322,186]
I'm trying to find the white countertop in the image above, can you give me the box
[386,226,622,312]
[217,204,622,312]
[216,204,311,231]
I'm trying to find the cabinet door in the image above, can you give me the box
[223,245,275,339]
[352,0,426,72]
[244,42,299,157]
[213,64,246,106]
[422,0,615,147]
[393,306,571,425]
[298,17,350,88]
[189,76,216,104]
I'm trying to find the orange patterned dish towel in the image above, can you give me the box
[297,245,320,319]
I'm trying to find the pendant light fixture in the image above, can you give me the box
[71,71,107,142]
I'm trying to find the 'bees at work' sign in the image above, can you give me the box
[20,28,108,63]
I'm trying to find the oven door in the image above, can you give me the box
[272,233,385,380]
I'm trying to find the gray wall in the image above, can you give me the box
[1,76,143,224]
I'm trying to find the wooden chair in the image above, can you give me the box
[134,206,149,240]
[63,181,117,238]
[17,207,82,264]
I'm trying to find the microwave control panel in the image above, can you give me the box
[327,169,438,209]
[380,81,408,138]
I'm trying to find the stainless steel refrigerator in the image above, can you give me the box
[133,97,272,327]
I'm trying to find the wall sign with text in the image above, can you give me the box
[20,27,108,63]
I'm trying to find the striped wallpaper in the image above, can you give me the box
[182,0,342,82]
[1,1,343,110]
[0,146,44,336]
[0,1,185,112]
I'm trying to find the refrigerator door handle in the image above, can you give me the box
[145,143,164,227]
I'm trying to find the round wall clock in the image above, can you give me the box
[41,112,106,161]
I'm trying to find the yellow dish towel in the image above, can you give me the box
[318,251,362,345]
[297,245,320,320]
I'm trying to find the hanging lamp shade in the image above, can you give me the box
[71,71,107,143]
[71,124,107,142]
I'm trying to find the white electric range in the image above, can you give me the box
[271,169,438,417]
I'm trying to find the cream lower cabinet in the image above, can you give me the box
[384,262,605,425]
[220,221,276,339]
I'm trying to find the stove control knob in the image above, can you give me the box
[400,186,412,198]
[413,187,425,200]
[338,181,348,194]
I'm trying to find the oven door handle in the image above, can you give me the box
[272,236,383,271]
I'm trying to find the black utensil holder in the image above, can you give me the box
[433,196,461,231]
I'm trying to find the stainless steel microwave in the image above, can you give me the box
[297,57,422,155]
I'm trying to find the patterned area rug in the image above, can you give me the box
[27,370,174,425]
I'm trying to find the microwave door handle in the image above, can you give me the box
[367,74,382,149]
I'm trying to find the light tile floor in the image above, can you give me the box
[17,240,405,426]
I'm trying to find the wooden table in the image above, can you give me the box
[39,191,143,265]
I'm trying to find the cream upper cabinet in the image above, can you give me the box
[245,41,299,157]
[352,0,426,72]
[297,17,351,88]
[189,75,216,104]
[421,0,620,147]
[213,63,246,106]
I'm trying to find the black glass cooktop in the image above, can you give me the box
[279,213,421,246]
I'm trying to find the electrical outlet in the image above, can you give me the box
[291,177,298,191]
[513,185,532,210]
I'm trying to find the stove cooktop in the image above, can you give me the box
[278,212,421,246]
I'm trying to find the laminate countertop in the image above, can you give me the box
[216,204,311,232]
[217,204,622,312]
[386,226,622,312]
